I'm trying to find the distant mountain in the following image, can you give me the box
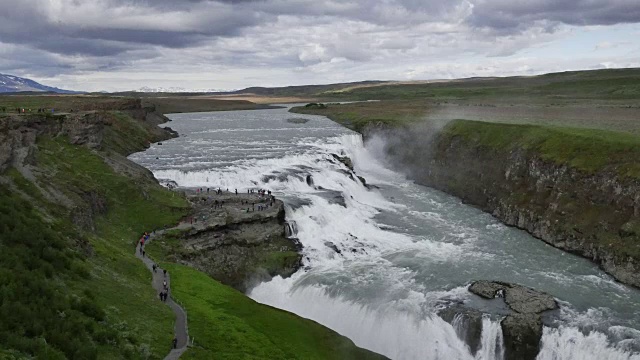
[0,73,77,93]
[212,81,389,97]
[136,86,227,93]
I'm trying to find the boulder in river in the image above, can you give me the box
[468,280,557,314]
[468,281,558,360]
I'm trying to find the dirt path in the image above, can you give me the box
[136,233,189,360]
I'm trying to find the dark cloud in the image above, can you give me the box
[0,0,639,89]
[467,0,640,31]
[0,0,269,56]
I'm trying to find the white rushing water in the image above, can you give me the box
[130,107,640,359]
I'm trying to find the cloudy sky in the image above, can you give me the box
[1,0,639,92]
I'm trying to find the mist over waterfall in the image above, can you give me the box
[130,107,640,360]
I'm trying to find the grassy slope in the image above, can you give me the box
[294,102,640,179]
[155,264,386,360]
[0,95,274,115]
[2,101,387,359]
[291,70,640,178]
[1,110,190,358]
[320,68,640,101]
[146,227,385,359]
[37,136,190,359]
[442,120,640,178]
[187,68,640,103]
[141,97,275,114]
[291,101,428,133]
[0,95,136,113]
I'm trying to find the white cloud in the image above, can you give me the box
[0,0,639,90]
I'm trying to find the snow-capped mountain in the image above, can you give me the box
[0,73,76,93]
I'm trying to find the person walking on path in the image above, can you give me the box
[134,230,188,357]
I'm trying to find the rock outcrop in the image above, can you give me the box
[469,281,558,360]
[0,102,177,233]
[378,123,640,288]
[155,193,302,292]
[437,305,484,355]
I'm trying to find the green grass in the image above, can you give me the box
[142,98,274,114]
[442,120,640,177]
[0,132,190,358]
[0,95,138,114]
[257,251,301,275]
[102,111,155,155]
[157,264,386,360]
[317,68,640,101]
[291,100,428,133]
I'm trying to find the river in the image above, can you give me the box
[130,106,640,360]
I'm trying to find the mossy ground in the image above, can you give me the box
[1,109,189,358]
[2,108,385,359]
[37,135,191,356]
[149,264,385,360]
[441,120,640,178]
[292,100,640,179]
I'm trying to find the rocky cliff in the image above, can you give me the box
[152,192,302,292]
[0,99,175,172]
[380,120,640,288]
[0,101,178,231]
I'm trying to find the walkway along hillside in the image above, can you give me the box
[137,232,189,359]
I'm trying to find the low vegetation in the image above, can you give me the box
[0,95,137,113]
[292,100,428,133]
[442,120,640,178]
[152,264,386,360]
[1,110,190,358]
[1,98,386,359]
[141,97,275,114]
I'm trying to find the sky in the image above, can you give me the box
[1,0,639,92]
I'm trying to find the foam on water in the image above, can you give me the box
[130,109,640,360]
[250,279,503,360]
[538,327,640,360]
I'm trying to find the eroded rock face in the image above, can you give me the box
[468,281,557,360]
[331,153,354,171]
[438,305,484,355]
[383,127,640,288]
[158,193,302,293]
[501,314,543,360]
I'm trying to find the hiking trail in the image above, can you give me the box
[136,231,189,360]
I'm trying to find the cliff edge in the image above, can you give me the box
[384,120,640,288]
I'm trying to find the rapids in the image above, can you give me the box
[130,106,640,360]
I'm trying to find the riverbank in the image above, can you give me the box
[0,97,386,359]
[291,102,640,288]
